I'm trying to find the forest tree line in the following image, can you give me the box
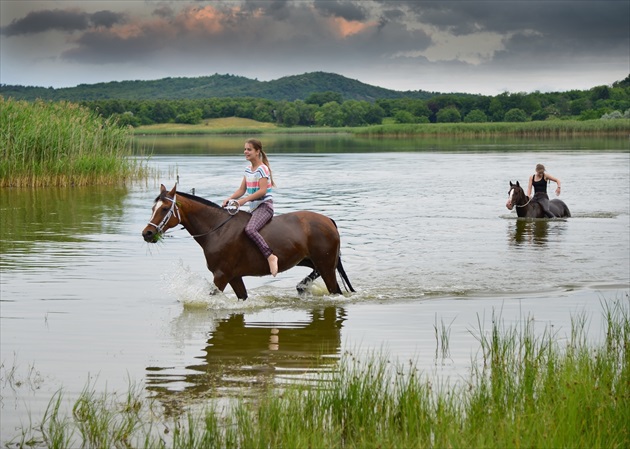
[80,76,630,128]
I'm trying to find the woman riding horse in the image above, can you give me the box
[506,180,571,219]
[142,184,355,300]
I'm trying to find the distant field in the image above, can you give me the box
[135,117,278,134]
[134,116,630,137]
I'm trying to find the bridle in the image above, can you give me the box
[147,193,235,238]
[146,194,181,234]
[509,188,532,208]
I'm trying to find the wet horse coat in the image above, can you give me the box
[142,184,354,300]
[506,181,571,218]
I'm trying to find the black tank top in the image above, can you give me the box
[532,174,547,194]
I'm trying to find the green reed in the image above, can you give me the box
[132,118,630,137]
[356,119,630,137]
[0,97,149,187]
[5,297,628,449]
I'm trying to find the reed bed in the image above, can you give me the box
[357,119,630,137]
[5,297,628,449]
[132,118,630,137]
[0,97,148,187]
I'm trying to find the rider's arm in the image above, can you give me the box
[526,175,534,197]
[546,173,561,195]
[223,177,247,207]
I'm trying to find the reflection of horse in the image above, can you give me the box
[142,184,354,299]
[512,219,549,245]
[146,307,346,416]
[506,181,571,218]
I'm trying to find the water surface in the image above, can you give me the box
[1,136,628,441]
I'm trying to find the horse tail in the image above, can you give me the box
[336,255,355,293]
[330,218,355,293]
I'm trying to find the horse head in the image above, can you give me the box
[142,184,181,243]
[506,181,526,210]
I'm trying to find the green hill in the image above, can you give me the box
[0,72,436,102]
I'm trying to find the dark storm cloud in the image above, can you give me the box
[1,9,89,35]
[383,0,629,41]
[258,0,292,20]
[1,8,126,36]
[313,0,368,21]
[90,11,126,28]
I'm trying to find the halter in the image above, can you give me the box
[147,194,181,234]
[509,187,532,208]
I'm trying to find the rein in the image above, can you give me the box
[515,196,532,208]
[188,215,234,238]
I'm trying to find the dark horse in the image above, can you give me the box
[142,184,355,300]
[506,181,571,218]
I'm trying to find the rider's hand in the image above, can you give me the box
[555,187,561,196]
[222,198,230,207]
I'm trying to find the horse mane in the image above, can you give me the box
[175,190,223,209]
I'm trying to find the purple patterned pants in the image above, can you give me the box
[245,201,274,259]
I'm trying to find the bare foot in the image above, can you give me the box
[267,254,278,277]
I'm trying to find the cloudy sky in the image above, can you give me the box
[1,1,628,95]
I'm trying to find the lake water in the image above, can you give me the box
[1,135,629,441]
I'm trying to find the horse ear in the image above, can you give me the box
[168,184,177,196]
[516,181,520,187]
[160,184,166,193]
[510,181,514,187]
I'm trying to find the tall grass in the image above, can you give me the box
[5,297,629,448]
[0,97,148,187]
[132,117,630,137]
[358,119,630,137]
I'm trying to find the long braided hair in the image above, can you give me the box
[247,138,275,186]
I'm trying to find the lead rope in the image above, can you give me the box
[516,196,532,208]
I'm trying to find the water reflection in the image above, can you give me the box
[146,306,345,416]
[134,134,627,156]
[510,219,550,246]
[509,218,570,247]
[0,186,128,270]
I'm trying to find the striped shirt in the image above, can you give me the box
[245,164,273,211]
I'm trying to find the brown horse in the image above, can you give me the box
[142,184,354,300]
[506,181,571,218]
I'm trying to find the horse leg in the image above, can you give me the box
[228,277,248,301]
[210,271,247,300]
[296,269,320,295]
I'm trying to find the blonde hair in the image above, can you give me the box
[536,163,545,173]
[246,138,275,186]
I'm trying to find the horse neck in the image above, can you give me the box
[177,195,228,236]
[514,192,530,217]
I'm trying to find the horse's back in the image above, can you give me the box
[269,210,340,239]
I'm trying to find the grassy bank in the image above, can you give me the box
[133,116,630,137]
[5,298,628,449]
[0,97,148,187]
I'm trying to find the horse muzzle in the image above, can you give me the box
[142,227,160,243]
[506,199,514,210]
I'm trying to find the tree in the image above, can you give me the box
[314,101,344,127]
[393,110,417,124]
[464,109,487,123]
[436,107,461,123]
[305,91,343,106]
[504,108,529,122]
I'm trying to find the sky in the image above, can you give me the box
[1,1,628,95]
